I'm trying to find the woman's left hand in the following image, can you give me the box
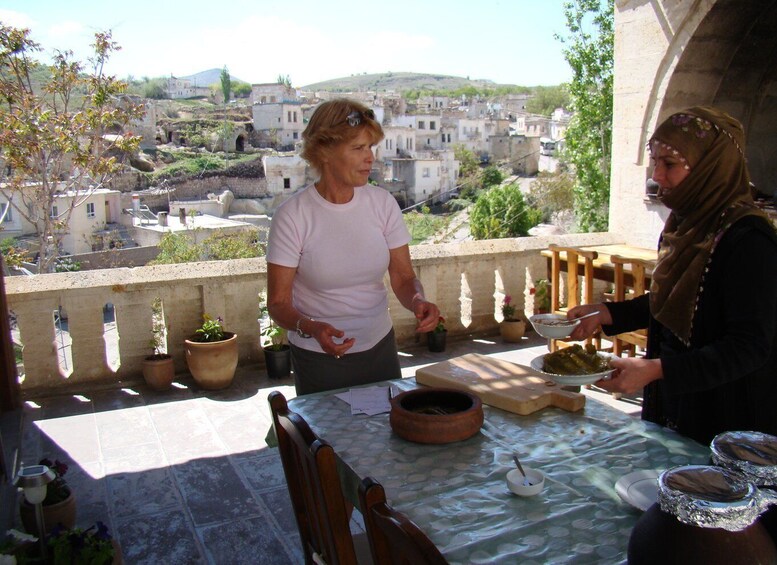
[413,298,441,333]
[595,357,663,394]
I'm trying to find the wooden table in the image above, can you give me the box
[541,244,658,288]
[289,378,709,564]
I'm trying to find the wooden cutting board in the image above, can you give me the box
[415,353,585,416]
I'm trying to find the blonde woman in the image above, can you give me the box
[267,98,440,395]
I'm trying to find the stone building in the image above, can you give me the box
[611,0,777,248]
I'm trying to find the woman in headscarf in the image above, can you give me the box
[568,106,777,445]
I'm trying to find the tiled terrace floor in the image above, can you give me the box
[1,331,641,564]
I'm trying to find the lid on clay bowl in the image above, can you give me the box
[657,465,767,532]
[711,431,777,486]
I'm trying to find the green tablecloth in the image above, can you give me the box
[289,378,710,564]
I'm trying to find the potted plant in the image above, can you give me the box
[141,297,174,391]
[184,314,238,390]
[18,459,76,537]
[1,522,120,564]
[48,522,120,564]
[426,316,447,352]
[499,295,526,343]
[259,306,290,379]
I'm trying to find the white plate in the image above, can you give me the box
[529,352,615,386]
[615,470,660,511]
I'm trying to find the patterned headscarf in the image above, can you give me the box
[648,106,767,344]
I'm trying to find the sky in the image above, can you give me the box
[0,0,573,87]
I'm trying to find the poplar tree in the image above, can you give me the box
[557,0,614,231]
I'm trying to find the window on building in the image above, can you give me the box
[418,121,426,130]
[441,134,446,144]
[287,111,291,122]
[422,167,430,178]
[293,111,298,123]
[293,132,298,140]
[430,121,436,130]
[1,203,11,222]
[51,205,58,218]
[283,178,291,189]
[86,202,95,218]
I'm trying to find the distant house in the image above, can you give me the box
[252,102,305,148]
[164,76,210,99]
[250,83,298,105]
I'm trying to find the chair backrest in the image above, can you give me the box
[609,254,656,356]
[547,244,600,351]
[268,391,357,565]
[358,476,449,565]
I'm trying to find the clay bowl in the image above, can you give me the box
[389,387,483,444]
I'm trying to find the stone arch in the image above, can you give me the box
[610,0,777,246]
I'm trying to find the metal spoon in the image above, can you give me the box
[513,454,532,486]
[569,311,599,323]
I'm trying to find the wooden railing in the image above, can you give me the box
[5,233,621,397]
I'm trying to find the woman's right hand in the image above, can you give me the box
[566,303,612,341]
[310,320,355,358]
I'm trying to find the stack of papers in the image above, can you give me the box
[335,385,398,416]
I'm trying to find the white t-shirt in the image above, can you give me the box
[267,184,411,353]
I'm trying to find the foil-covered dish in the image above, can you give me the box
[658,465,777,531]
[711,430,777,486]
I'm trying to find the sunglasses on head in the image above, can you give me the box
[345,109,375,127]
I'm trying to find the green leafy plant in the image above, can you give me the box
[193,314,226,343]
[502,296,517,322]
[469,183,542,240]
[48,522,114,565]
[433,316,446,333]
[259,306,287,351]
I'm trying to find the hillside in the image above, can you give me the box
[300,72,523,93]
[180,68,248,87]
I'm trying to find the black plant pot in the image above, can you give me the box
[263,345,291,379]
[427,330,447,352]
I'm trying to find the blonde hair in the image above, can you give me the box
[301,98,384,172]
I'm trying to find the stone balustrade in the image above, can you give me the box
[5,232,621,397]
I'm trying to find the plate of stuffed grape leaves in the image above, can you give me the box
[530,344,616,386]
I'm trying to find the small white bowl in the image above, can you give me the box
[529,313,581,339]
[506,467,545,497]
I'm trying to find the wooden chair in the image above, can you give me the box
[268,391,358,565]
[609,254,656,357]
[547,244,601,352]
[358,477,449,565]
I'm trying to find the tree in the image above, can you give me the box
[469,183,542,240]
[527,170,576,222]
[149,229,266,265]
[276,74,291,88]
[0,26,143,272]
[524,85,570,116]
[220,66,231,104]
[232,81,252,98]
[557,0,614,231]
[452,144,481,200]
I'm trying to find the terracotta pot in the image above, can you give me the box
[426,330,447,352]
[263,345,291,379]
[184,332,238,390]
[19,489,76,536]
[628,502,777,564]
[142,354,175,390]
[389,388,483,444]
[500,320,526,342]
